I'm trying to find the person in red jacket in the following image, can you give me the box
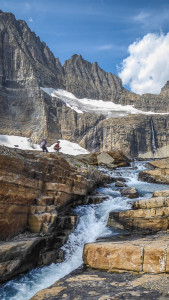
[54,141,61,152]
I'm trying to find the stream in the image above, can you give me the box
[1,160,169,300]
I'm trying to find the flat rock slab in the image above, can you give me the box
[83,233,169,274]
[30,266,169,299]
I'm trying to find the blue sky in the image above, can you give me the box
[1,0,169,94]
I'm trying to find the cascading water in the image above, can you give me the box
[91,126,97,151]
[150,118,157,157]
[1,161,169,300]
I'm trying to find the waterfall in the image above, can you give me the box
[150,118,156,157]
[91,126,97,151]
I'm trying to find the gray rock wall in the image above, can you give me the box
[1,10,169,158]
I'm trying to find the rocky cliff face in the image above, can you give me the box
[1,10,169,158]
[63,54,126,102]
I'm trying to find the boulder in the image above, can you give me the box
[97,152,115,167]
[77,150,130,168]
[120,187,138,198]
[115,181,127,187]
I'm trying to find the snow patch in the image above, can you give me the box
[0,135,89,156]
[41,87,169,117]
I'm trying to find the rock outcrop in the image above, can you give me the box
[77,150,130,168]
[82,189,169,276]
[108,191,169,232]
[0,145,113,282]
[0,146,91,240]
[139,158,169,184]
[1,10,169,158]
[83,233,169,274]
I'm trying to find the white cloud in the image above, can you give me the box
[133,11,150,24]
[29,17,33,22]
[118,32,169,95]
[97,44,113,51]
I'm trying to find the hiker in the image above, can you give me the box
[54,140,61,152]
[40,138,48,152]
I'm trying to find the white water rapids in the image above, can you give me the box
[1,161,169,300]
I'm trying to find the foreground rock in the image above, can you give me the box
[83,233,169,274]
[30,261,169,299]
[139,158,169,184]
[0,146,113,283]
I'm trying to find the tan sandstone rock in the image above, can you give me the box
[83,234,169,274]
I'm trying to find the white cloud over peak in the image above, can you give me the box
[118,32,169,95]
[133,11,150,24]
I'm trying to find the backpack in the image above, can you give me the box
[40,141,45,148]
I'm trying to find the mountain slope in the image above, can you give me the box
[1,10,169,158]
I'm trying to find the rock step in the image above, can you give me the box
[108,193,169,233]
[36,195,54,206]
[83,234,169,274]
[28,212,57,233]
[133,196,169,210]
[87,195,107,204]
[40,249,65,265]
[56,214,79,230]
[29,205,57,214]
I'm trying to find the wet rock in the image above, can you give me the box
[139,158,169,184]
[115,181,127,187]
[108,193,169,233]
[120,187,138,198]
[87,194,107,204]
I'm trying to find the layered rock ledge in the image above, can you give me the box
[0,146,119,283]
[139,158,169,184]
[0,145,131,283]
[83,233,169,274]
[83,189,169,276]
[108,191,169,232]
